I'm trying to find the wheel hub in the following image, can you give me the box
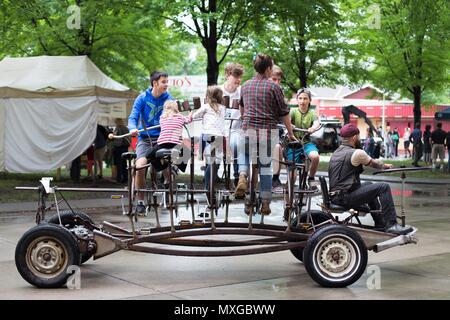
[29,239,66,275]
[320,241,352,274]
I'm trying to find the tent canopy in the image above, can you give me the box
[0,55,137,173]
[435,107,450,121]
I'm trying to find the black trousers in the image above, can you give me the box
[334,182,397,227]
[112,146,129,183]
[70,156,81,182]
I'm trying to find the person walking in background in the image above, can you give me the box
[392,128,400,158]
[94,124,108,179]
[431,122,447,171]
[364,128,375,158]
[446,130,450,173]
[385,127,394,158]
[112,118,130,183]
[403,127,411,158]
[410,123,423,167]
[423,124,432,165]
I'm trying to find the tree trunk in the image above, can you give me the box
[298,22,307,88]
[299,41,307,88]
[206,56,219,85]
[412,86,422,126]
[206,0,219,85]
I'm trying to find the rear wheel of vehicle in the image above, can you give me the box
[47,210,94,264]
[15,224,80,288]
[289,210,331,262]
[303,224,367,287]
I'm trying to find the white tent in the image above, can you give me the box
[0,55,136,172]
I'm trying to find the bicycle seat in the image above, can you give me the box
[121,152,137,160]
[329,202,371,213]
[287,141,303,149]
[155,148,180,159]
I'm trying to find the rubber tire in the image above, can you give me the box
[15,224,80,288]
[303,224,368,288]
[47,210,94,264]
[289,210,331,262]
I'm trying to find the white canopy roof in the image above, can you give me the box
[0,55,129,92]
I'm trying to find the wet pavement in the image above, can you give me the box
[0,181,449,300]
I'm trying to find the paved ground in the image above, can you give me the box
[0,181,449,300]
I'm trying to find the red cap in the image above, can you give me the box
[340,124,360,138]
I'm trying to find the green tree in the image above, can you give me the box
[352,0,450,125]
[247,0,367,95]
[165,41,207,75]
[159,0,264,85]
[0,0,172,90]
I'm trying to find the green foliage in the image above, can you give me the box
[158,0,265,84]
[349,0,450,105]
[0,0,174,91]
[165,41,207,76]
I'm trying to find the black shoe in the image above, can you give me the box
[385,223,413,235]
[272,178,282,188]
[198,207,211,218]
[135,203,146,215]
[307,177,318,191]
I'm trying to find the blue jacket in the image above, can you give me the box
[128,88,174,139]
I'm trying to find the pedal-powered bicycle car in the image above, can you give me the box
[14,101,421,289]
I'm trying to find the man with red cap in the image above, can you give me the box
[327,123,413,235]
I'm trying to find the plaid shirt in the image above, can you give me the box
[240,75,290,134]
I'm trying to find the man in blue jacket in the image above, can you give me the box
[128,71,174,214]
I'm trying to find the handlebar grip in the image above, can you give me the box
[193,97,201,109]
[121,152,137,160]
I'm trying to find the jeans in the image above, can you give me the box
[202,135,223,191]
[229,131,240,179]
[333,182,397,227]
[238,135,273,201]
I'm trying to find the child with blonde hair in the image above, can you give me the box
[148,100,192,173]
[193,86,227,217]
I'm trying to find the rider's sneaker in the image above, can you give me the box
[385,223,413,235]
[198,207,211,218]
[234,175,248,199]
[260,201,271,215]
[272,177,282,188]
[244,202,254,215]
[307,177,319,191]
[135,203,146,216]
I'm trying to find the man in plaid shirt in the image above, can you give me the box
[235,53,296,215]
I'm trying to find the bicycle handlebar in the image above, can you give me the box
[373,166,432,175]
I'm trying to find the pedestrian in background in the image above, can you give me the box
[403,127,411,158]
[410,123,423,167]
[423,124,432,165]
[431,122,447,171]
[112,118,130,183]
[94,124,108,179]
[392,128,400,158]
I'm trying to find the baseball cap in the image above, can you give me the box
[340,124,360,138]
